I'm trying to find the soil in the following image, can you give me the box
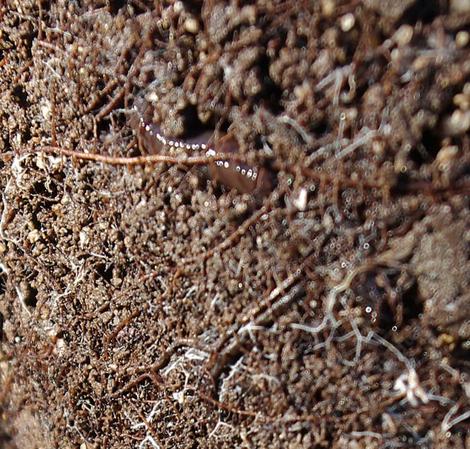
[0,1,469,448]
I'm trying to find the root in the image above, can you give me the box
[104,304,148,348]
[37,145,249,166]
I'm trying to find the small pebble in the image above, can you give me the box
[184,17,199,34]
[442,110,470,136]
[79,228,90,247]
[455,30,469,48]
[393,25,413,47]
[454,92,469,110]
[292,188,308,211]
[340,13,355,32]
[321,0,335,16]
[436,145,459,167]
[27,229,41,244]
[173,1,184,14]
[112,277,122,287]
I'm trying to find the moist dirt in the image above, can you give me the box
[0,1,469,448]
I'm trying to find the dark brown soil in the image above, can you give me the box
[0,1,469,448]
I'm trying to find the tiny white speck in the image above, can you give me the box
[292,188,307,211]
[169,140,174,146]
[145,124,150,131]
[241,169,246,175]
[201,144,207,150]
[186,144,192,150]
[236,165,241,172]
[192,144,199,150]
[224,161,229,168]
[247,169,252,178]
[206,149,216,157]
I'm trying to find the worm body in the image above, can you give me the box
[130,105,272,194]
[207,134,260,194]
[130,106,213,154]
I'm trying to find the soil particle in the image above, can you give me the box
[363,0,418,20]
[411,209,469,340]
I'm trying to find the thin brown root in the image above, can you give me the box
[112,339,203,397]
[110,372,160,399]
[95,87,126,121]
[37,145,249,166]
[104,304,148,348]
